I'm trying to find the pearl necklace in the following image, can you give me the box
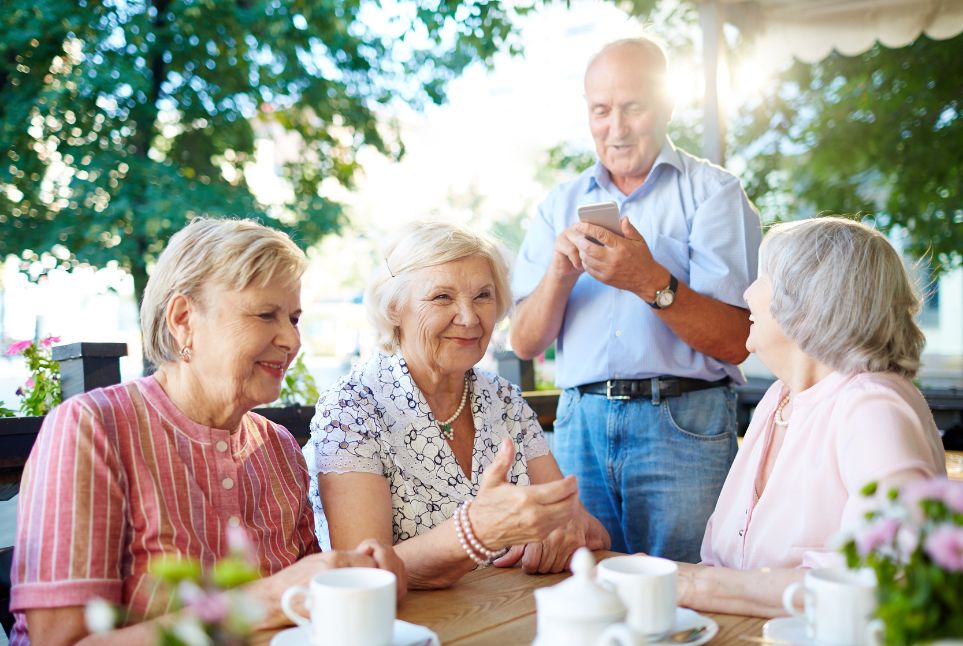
[774,395,791,427]
[437,376,470,440]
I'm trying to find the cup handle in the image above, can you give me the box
[598,622,642,646]
[782,582,804,618]
[280,585,312,628]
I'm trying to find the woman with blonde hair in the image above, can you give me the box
[304,221,609,589]
[676,216,945,617]
[11,219,403,644]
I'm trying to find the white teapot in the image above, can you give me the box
[533,548,645,646]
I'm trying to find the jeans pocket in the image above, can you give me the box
[553,388,579,430]
[661,387,735,441]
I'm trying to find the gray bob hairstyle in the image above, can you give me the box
[761,216,924,378]
[140,218,307,367]
[366,221,512,353]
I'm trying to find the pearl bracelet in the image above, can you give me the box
[460,500,509,562]
[453,504,488,567]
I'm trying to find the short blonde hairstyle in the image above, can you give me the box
[761,216,924,378]
[141,218,308,367]
[366,221,512,353]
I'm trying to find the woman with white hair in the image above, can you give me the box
[10,219,404,644]
[675,216,946,617]
[304,221,609,589]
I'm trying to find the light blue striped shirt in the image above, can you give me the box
[511,139,761,389]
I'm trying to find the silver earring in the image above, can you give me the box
[180,346,193,362]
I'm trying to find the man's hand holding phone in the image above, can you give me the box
[568,215,668,299]
[577,201,622,245]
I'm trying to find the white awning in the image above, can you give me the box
[721,0,963,64]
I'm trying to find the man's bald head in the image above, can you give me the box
[584,37,670,101]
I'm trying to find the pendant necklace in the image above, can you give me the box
[437,376,469,441]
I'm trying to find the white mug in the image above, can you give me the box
[596,555,678,640]
[281,567,396,646]
[782,568,877,645]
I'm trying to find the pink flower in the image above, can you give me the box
[40,335,61,348]
[902,478,950,512]
[5,340,33,356]
[193,591,229,624]
[227,525,257,562]
[923,525,963,572]
[856,517,900,557]
[25,378,35,389]
[943,481,963,515]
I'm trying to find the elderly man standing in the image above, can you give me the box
[511,37,762,561]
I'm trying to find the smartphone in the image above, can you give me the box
[577,201,622,235]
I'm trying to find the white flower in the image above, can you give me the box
[84,598,116,634]
[171,617,214,646]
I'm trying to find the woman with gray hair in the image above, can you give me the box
[303,221,609,589]
[10,218,403,644]
[673,216,945,617]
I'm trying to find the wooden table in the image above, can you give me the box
[254,552,767,645]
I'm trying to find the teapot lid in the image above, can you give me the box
[534,548,625,620]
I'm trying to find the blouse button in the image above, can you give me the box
[228,516,241,528]
[215,440,229,453]
[222,477,235,490]
[738,529,745,537]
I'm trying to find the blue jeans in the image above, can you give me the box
[552,383,737,562]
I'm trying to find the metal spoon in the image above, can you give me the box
[667,625,708,643]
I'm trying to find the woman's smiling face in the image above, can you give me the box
[395,254,498,379]
[188,276,302,414]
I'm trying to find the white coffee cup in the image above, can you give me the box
[281,567,396,646]
[596,555,678,640]
[782,568,877,645]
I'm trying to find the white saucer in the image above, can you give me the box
[763,616,813,645]
[270,619,440,646]
[651,608,719,646]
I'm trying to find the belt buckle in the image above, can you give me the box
[606,380,630,400]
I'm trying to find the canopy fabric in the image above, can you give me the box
[721,0,963,63]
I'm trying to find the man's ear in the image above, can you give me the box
[166,293,195,351]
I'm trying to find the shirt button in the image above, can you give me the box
[738,529,745,537]
[222,477,235,490]
[228,516,241,528]
[215,440,228,453]
[615,330,622,337]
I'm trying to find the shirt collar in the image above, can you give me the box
[586,137,683,194]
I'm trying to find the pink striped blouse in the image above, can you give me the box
[10,376,319,644]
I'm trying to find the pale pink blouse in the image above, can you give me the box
[701,371,946,570]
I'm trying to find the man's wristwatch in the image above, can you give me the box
[649,274,678,310]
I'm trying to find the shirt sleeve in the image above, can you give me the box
[687,176,762,308]
[506,381,550,460]
[302,382,389,479]
[833,384,946,533]
[511,195,561,303]
[11,398,127,611]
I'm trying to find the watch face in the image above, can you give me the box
[656,290,674,308]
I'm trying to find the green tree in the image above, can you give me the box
[0,0,533,308]
[733,33,963,273]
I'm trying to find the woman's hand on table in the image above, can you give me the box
[496,504,611,573]
[470,439,580,550]
[353,537,408,601]
[250,540,406,630]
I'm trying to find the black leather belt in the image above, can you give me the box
[578,377,730,400]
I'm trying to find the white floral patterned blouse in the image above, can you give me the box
[302,352,551,547]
